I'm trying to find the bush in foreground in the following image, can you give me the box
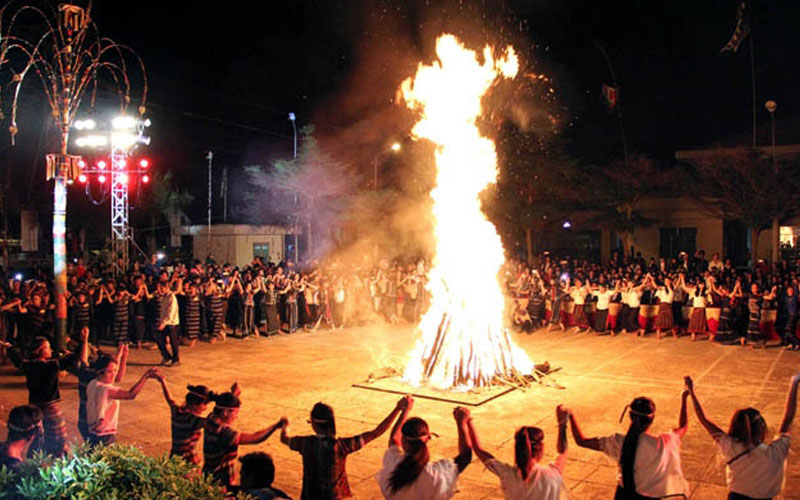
[0,444,249,500]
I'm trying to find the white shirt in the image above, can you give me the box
[377,446,459,500]
[570,289,586,305]
[691,294,707,308]
[87,379,120,436]
[165,293,180,326]
[713,432,790,498]
[599,431,689,498]
[485,456,567,500]
[592,290,616,310]
[655,289,673,304]
[626,290,642,308]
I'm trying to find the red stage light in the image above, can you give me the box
[139,159,149,168]
[78,174,87,183]
[97,160,107,169]
[120,173,129,184]
[98,174,106,183]
[142,175,150,184]
[78,160,86,168]
[118,159,127,169]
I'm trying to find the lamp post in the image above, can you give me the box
[766,100,779,264]
[373,142,401,190]
[288,112,298,264]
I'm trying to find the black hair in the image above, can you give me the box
[310,402,336,436]
[729,408,767,446]
[620,397,655,493]
[6,405,43,442]
[210,391,241,413]
[389,417,430,493]
[239,452,275,488]
[514,426,545,479]
[93,356,116,374]
[185,385,213,407]
[27,336,49,358]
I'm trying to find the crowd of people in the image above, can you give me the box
[506,250,800,349]
[2,328,798,500]
[1,249,800,499]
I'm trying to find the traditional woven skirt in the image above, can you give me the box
[607,303,623,331]
[706,308,721,335]
[653,302,674,330]
[717,307,733,337]
[687,307,706,334]
[626,307,640,332]
[37,400,67,456]
[594,308,609,332]
[573,303,588,328]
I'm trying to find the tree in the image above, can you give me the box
[140,172,193,252]
[688,148,800,263]
[490,127,585,265]
[587,154,680,256]
[239,125,352,259]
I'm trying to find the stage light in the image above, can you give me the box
[391,142,401,152]
[119,173,128,184]
[111,131,137,149]
[142,175,150,183]
[75,134,108,148]
[98,174,106,183]
[112,116,136,130]
[118,159,127,169]
[14,273,22,281]
[97,160,107,169]
[78,174,87,183]
[562,221,572,229]
[74,119,96,130]
[78,159,86,168]
[156,252,165,261]
[139,159,149,168]
[67,179,74,185]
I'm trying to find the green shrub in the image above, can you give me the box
[0,444,251,500]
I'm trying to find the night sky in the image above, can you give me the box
[5,0,800,224]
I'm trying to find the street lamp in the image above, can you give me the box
[765,100,779,264]
[373,142,401,190]
[288,112,298,264]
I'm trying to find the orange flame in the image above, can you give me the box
[401,34,533,389]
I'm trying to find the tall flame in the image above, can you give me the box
[401,34,533,389]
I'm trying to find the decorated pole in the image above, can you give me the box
[1,1,147,352]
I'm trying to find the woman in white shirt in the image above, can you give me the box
[653,277,675,340]
[625,281,645,336]
[467,405,569,500]
[86,358,156,446]
[569,390,690,500]
[377,400,472,500]
[686,374,799,500]
[591,281,620,335]
[679,274,710,341]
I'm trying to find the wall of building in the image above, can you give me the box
[630,197,724,261]
[182,224,289,267]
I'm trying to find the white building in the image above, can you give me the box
[180,224,294,266]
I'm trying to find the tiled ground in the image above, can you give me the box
[1,324,799,499]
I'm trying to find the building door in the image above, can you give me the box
[253,243,270,262]
[659,227,697,258]
[723,220,749,267]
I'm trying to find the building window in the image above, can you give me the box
[253,243,270,260]
[659,227,697,258]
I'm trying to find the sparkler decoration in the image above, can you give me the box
[0,0,147,351]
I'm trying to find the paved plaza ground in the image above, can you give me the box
[1,324,799,499]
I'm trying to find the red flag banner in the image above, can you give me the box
[601,83,618,110]
[721,0,750,53]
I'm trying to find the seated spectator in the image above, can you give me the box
[238,452,292,500]
[0,405,43,468]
